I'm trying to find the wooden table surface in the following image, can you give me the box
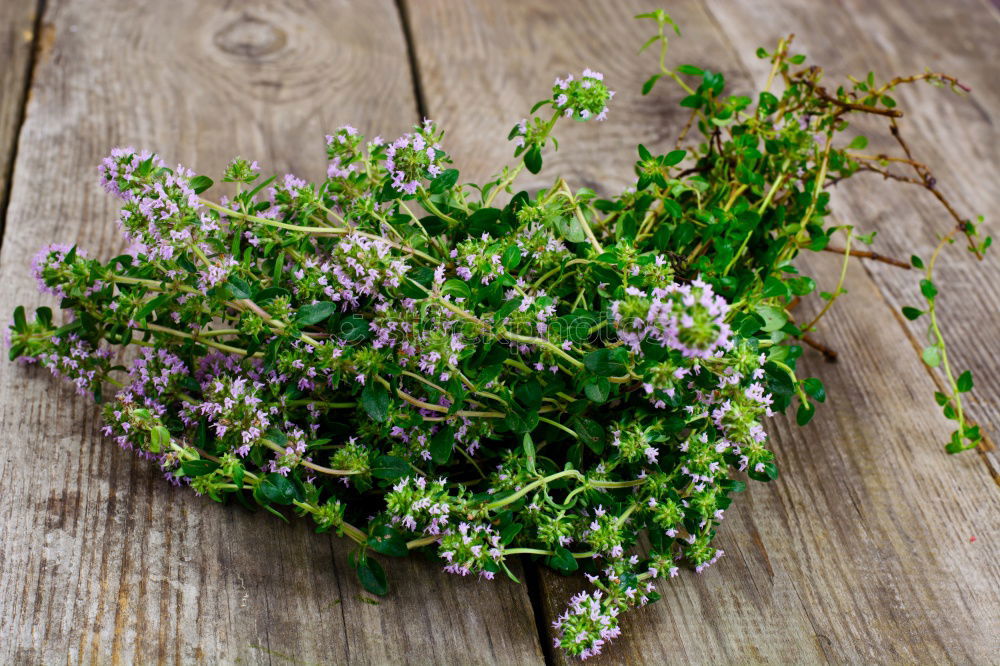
[1,1,997,663]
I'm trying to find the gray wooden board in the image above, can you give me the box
[0,0,40,224]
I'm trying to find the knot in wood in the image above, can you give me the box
[213,13,287,59]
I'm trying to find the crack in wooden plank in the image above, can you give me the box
[0,0,45,245]
[394,0,428,121]
[521,555,558,666]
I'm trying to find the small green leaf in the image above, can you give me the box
[254,287,291,305]
[847,136,869,151]
[901,306,924,321]
[442,278,473,301]
[355,557,389,596]
[855,231,877,245]
[956,370,974,393]
[910,255,925,269]
[296,301,337,325]
[502,245,522,271]
[337,315,371,342]
[524,146,542,174]
[583,377,610,404]
[796,401,815,426]
[802,378,826,403]
[583,348,627,377]
[662,150,686,167]
[466,207,501,228]
[149,425,171,454]
[189,175,213,194]
[362,381,390,422]
[945,437,965,454]
[500,522,524,545]
[922,345,942,367]
[754,304,788,333]
[232,465,245,489]
[429,168,459,194]
[371,455,409,480]
[504,408,539,434]
[641,74,661,95]
[557,215,586,243]
[680,94,704,109]
[523,433,536,473]
[257,473,302,505]
[549,546,579,573]
[368,526,409,557]
[573,417,605,454]
[514,379,543,409]
[226,276,252,299]
[493,298,522,323]
[919,279,937,300]
[34,306,53,327]
[12,305,26,332]
[430,426,454,465]
[676,64,703,76]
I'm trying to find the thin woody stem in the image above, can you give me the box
[820,245,910,269]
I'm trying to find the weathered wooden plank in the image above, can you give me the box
[0,0,40,224]
[705,0,1000,474]
[0,1,543,664]
[405,0,1000,662]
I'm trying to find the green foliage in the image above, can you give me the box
[6,9,989,661]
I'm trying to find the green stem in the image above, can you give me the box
[558,179,603,254]
[286,400,357,408]
[504,547,596,558]
[803,227,852,332]
[770,359,808,403]
[925,229,967,440]
[484,110,560,207]
[203,200,440,265]
[406,535,439,550]
[485,469,582,511]
[723,173,787,276]
[261,439,361,476]
[418,188,459,225]
[538,417,578,439]
[141,323,255,357]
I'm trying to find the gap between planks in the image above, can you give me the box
[0,0,45,243]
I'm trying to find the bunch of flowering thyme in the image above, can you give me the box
[7,10,989,660]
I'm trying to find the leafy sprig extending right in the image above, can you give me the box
[636,9,989,452]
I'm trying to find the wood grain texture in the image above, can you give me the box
[704,0,1000,476]
[0,1,542,663]
[0,0,40,223]
[406,1,1000,663]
